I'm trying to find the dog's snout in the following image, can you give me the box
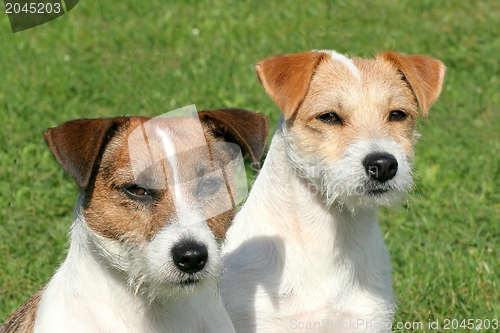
[172,241,208,274]
[363,153,398,183]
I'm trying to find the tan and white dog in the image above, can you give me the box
[222,51,445,332]
[1,108,268,333]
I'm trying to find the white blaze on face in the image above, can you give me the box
[155,125,207,228]
[315,49,361,81]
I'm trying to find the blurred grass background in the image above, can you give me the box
[1,0,499,331]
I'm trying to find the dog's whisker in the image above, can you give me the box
[134,275,147,296]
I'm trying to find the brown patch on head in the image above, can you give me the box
[82,116,177,243]
[83,115,239,243]
[45,110,268,244]
[206,210,235,242]
[198,108,269,166]
[378,51,446,118]
[44,117,131,190]
[255,52,328,119]
[1,288,44,333]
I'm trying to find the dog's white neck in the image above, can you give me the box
[230,122,388,258]
[223,123,394,330]
[33,200,233,333]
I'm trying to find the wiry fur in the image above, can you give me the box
[222,126,396,333]
[31,197,233,333]
[222,50,445,332]
[284,125,414,210]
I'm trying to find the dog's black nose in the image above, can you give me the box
[363,153,398,183]
[172,241,208,274]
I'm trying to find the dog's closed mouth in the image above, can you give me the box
[358,183,392,196]
[367,188,390,195]
[178,277,201,286]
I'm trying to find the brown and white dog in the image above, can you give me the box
[222,51,445,332]
[1,108,268,333]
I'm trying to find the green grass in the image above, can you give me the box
[1,0,499,331]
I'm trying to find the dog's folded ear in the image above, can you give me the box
[255,52,328,119]
[44,117,130,190]
[379,51,446,118]
[198,109,269,165]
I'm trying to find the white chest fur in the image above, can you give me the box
[222,129,395,333]
[33,211,234,333]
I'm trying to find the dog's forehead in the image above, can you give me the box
[314,52,403,89]
[315,50,362,81]
[98,115,213,186]
[124,116,214,187]
[306,54,417,115]
[127,116,206,150]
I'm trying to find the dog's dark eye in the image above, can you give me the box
[122,184,153,201]
[196,178,222,198]
[388,110,408,122]
[317,112,342,125]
